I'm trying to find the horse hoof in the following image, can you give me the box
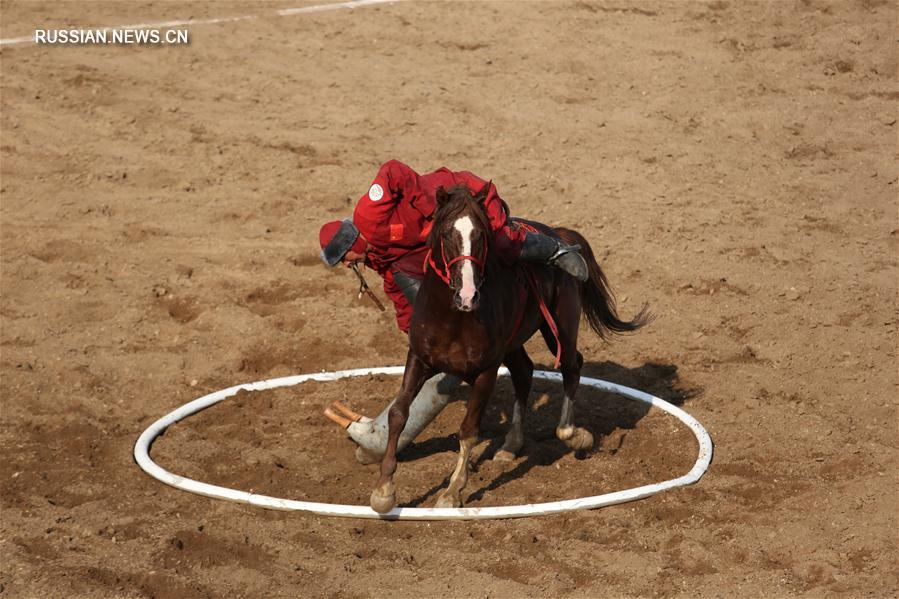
[370,482,396,514]
[435,494,461,509]
[563,428,594,451]
[493,450,516,462]
[355,446,382,465]
[556,425,575,441]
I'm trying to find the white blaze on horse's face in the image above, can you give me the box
[453,215,478,311]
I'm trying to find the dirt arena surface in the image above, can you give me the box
[1,0,896,597]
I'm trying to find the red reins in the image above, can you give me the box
[506,222,562,368]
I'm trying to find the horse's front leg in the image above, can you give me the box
[370,351,433,514]
[435,367,498,508]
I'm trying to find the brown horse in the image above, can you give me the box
[370,184,648,513]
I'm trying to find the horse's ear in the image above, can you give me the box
[436,186,448,206]
[476,181,492,204]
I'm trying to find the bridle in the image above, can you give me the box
[425,232,487,290]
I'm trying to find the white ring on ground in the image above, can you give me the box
[134,367,713,520]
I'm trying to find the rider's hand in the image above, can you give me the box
[342,249,366,266]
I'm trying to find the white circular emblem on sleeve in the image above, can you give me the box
[368,183,384,202]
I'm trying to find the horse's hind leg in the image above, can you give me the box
[435,368,498,508]
[494,347,533,462]
[370,350,433,514]
[556,348,593,450]
[541,287,594,451]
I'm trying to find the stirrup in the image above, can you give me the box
[548,242,581,262]
[550,244,588,282]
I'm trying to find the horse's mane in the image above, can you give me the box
[427,185,493,253]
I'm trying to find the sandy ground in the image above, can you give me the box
[1,0,897,597]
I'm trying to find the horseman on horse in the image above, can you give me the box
[319,160,590,464]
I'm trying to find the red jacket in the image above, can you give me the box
[353,160,526,332]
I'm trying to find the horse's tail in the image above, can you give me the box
[556,228,651,339]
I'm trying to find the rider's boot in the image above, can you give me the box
[519,231,589,281]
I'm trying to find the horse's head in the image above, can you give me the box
[428,184,492,312]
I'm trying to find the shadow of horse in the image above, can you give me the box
[399,360,702,508]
